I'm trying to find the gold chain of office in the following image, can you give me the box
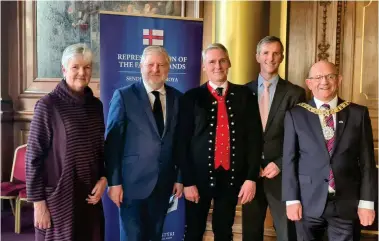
[297,101,351,117]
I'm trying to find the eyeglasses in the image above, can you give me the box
[308,73,338,81]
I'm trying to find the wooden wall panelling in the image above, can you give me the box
[339,1,355,101]
[352,0,378,165]
[287,1,318,95]
[185,0,203,18]
[0,117,14,181]
[1,1,17,181]
[13,122,30,148]
[316,1,341,65]
[352,0,378,107]
[334,1,345,74]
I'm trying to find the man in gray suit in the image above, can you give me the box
[243,36,306,241]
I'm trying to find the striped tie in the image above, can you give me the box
[322,104,335,190]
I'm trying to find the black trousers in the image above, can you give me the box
[296,198,356,241]
[242,178,297,241]
[184,169,239,241]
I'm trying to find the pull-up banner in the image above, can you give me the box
[99,12,203,241]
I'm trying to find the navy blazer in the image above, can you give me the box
[104,81,182,200]
[282,98,377,219]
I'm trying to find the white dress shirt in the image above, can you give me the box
[142,81,167,124]
[208,80,228,96]
[286,96,374,210]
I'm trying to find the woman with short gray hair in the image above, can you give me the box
[26,43,106,241]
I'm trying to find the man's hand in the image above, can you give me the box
[107,185,123,208]
[261,162,280,179]
[33,200,51,229]
[238,180,256,204]
[172,182,183,198]
[183,185,200,203]
[286,203,302,221]
[358,208,375,226]
[87,177,107,205]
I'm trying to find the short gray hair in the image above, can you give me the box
[140,46,170,65]
[202,43,230,62]
[61,43,93,69]
[256,36,284,55]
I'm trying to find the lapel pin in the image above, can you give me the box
[338,120,343,123]
[253,93,256,95]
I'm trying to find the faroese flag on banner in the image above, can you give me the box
[100,12,203,241]
[100,13,203,119]
[143,29,164,46]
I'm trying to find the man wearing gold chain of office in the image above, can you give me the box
[282,60,377,241]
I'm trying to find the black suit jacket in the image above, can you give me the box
[282,98,377,220]
[174,82,263,192]
[246,78,306,199]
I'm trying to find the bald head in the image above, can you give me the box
[306,60,341,102]
[308,61,338,78]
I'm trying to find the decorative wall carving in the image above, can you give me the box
[335,1,345,73]
[318,1,331,61]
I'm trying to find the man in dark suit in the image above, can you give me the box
[243,36,306,241]
[282,60,377,241]
[174,43,262,241]
[104,46,183,241]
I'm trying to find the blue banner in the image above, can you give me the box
[99,12,203,241]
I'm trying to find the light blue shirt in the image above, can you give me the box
[257,74,279,111]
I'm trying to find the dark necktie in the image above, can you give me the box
[322,104,335,190]
[152,91,164,136]
[215,87,223,96]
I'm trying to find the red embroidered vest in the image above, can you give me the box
[207,83,230,170]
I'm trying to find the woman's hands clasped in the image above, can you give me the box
[87,177,107,205]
